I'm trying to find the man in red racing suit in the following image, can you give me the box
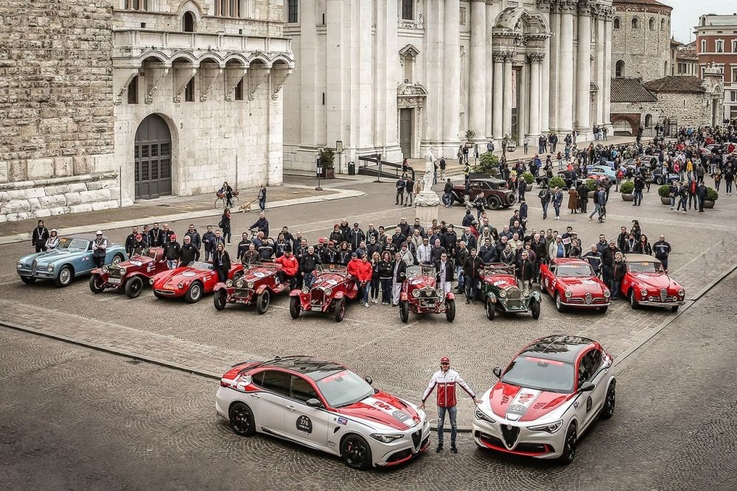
[420,356,480,453]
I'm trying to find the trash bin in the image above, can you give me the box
[348,162,355,175]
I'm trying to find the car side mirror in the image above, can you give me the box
[306,398,323,408]
[364,375,373,385]
[579,381,595,393]
[492,367,502,378]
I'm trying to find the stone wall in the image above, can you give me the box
[611,91,710,131]
[611,6,671,82]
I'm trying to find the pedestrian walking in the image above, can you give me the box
[552,187,564,220]
[219,208,232,244]
[258,184,267,211]
[538,185,551,219]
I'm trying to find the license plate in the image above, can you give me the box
[109,278,121,285]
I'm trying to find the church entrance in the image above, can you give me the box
[400,108,413,158]
[134,114,172,199]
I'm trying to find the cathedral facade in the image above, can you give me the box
[282,0,615,170]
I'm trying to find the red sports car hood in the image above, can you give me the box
[628,272,677,290]
[336,391,422,431]
[489,383,574,422]
[484,274,517,289]
[408,275,437,289]
[558,277,605,293]
[158,267,208,284]
[244,267,276,281]
[120,255,155,268]
[313,273,348,288]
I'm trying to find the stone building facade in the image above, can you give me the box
[281,0,614,170]
[0,0,293,222]
[695,14,737,121]
[610,0,671,81]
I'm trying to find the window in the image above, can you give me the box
[290,376,319,402]
[615,60,625,78]
[182,11,195,32]
[701,39,707,53]
[288,0,298,23]
[631,17,639,29]
[402,53,414,83]
[732,40,737,52]
[649,18,655,30]
[401,0,412,21]
[732,68,737,83]
[613,17,620,29]
[124,0,148,10]
[127,76,138,104]
[731,91,737,102]
[716,40,724,53]
[234,79,243,101]
[645,114,653,128]
[661,19,665,31]
[215,0,239,17]
[184,78,195,102]
[459,7,466,25]
[258,371,291,396]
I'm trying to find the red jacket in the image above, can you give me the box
[422,369,476,408]
[276,254,299,276]
[353,260,373,283]
[347,258,367,280]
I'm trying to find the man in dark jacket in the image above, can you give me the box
[148,222,164,248]
[538,186,551,219]
[395,177,405,205]
[455,241,470,293]
[463,248,483,304]
[582,244,603,277]
[696,182,707,212]
[633,174,645,206]
[347,223,366,251]
[236,232,252,260]
[443,179,454,207]
[391,251,407,305]
[653,235,672,272]
[600,240,620,287]
[576,182,588,213]
[180,235,200,266]
[202,225,216,261]
[31,220,50,252]
[185,224,202,251]
[300,246,321,288]
[435,253,454,294]
[164,233,182,269]
[124,226,140,257]
[250,212,270,238]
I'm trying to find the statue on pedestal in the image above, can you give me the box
[423,146,435,192]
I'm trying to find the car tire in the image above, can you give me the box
[671,305,679,312]
[598,306,609,313]
[341,434,372,470]
[184,281,203,304]
[20,276,36,285]
[485,297,495,320]
[558,423,577,465]
[214,289,227,311]
[445,298,456,322]
[289,296,301,319]
[124,276,144,299]
[256,290,271,315]
[55,265,73,288]
[111,253,124,265]
[488,196,502,210]
[530,298,541,319]
[334,297,346,323]
[399,300,409,323]
[554,292,565,312]
[629,290,639,310]
[89,273,105,294]
[601,381,616,419]
[656,176,663,185]
[228,402,256,437]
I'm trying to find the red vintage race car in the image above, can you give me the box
[289,264,359,322]
[399,265,455,323]
[540,258,610,313]
[620,254,685,312]
[213,261,289,314]
[150,261,244,303]
[89,247,169,298]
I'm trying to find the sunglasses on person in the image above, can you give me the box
[440,362,449,366]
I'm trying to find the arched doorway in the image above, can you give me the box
[135,114,172,199]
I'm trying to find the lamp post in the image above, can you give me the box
[315,153,323,191]
[336,140,343,174]
[374,152,382,183]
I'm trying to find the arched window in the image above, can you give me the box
[632,17,639,29]
[649,18,655,30]
[615,60,625,78]
[613,17,620,29]
[182,11,195,32]
[661,18,665,31]
[645,114,653,128]
[664,61,668,76]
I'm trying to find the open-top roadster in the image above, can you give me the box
[398,265,455,323]
[289,264,359,322]
[89,247,169,298]
[213,261,289,314]
[480,263,541,320]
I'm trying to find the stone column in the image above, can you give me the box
[492,52,504,141]
[576,0,592,137]
[558,0,575,133]
[595,8,605,125]
[603,7,613,128]
[528,53,544,138]
[502,52,513,137]
[355,0,373,150]
[469,0,486,140]
[547,1,560,132]
[300,0,317,148]
[485,2,494,139]
[425,0,444,145]
[443,0,460,147]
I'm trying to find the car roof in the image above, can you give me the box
[250,355,348,381]
[518,335,597,363]
[623,254,659,263]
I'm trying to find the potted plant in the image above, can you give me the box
[465,129,476,147]
[520,171,534,187]
[658,184,672,205]
[473,152,500,176]
[619,180,635,201]
[585,178,597,198]
[319,147,335,179]
[549,176,566,190]
[704,187,718,208]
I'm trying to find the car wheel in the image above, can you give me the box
[334,297,346,322]
[20,276,36,285]
[629,290,639,310]
[488,196,502,210]
[256,290,271,315]
[530,298,541,319]
[55,265,73,288]
[558,424,577,465]
[485,297,495,320]
[111,253,124,265]
[598,306,609,313]
[554,292,564,312]
[184,281,203,304]
[289,296,301,319]
[124,276,144,299]
[399,300,409,323]
[601,381,616,420]
[228,402,256,436]
[89,273,105,294]
[214,289,227,311]
[656,176,663,185]
[445,298,456,322]
[341,434,372,470]
[671,305,679,312]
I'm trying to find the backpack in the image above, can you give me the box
[593,191,599,204]
[218,220,224,229]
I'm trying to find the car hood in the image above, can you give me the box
[118,256,155,269]
[628,272,679,290]
[489,382,574,422]
[336,391,422,431]
[483,274,517,289]
[313,273,348,288]
[557,277,605,292]
[244,267,276,282]
[19,249,85,265]
[156,267,207,284]
[408,275,437,288]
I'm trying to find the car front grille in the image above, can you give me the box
[386,449,412,463]
[585,293,593,305]
[32,259,38,271]
[501,424,520,448]
[234,288,253,297]
[506,288,521,301]
[660,288,667,302]
[411,430,421,450]
[109,268,122,278]
[311,289,324,307]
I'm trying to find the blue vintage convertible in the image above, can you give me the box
[16,235,127,287]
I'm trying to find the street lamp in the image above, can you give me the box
[374,152,382,183]
[315,152,323,191]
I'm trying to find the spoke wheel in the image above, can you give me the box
[214,198,225,210]
[214,289,227,311]
[555,292,564,312]
[630,290,639,310]
[445,298,456,322]
[399,300,409,323]
[185,281,203,304]
[256,290,271,315]
[124,276,143,298]
[488,196,502,210]
[486,297,496,320]
[558,424,577,465]
[228,402,256,436]
[334,297,346,323]
[289,296,300,319]
[601,382,616,419]
[530,298,541,319]
[55,265,73,288]
[341,434,372,470]
[89,274,105,294]
[111,254,124,265]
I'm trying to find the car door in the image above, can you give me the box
[202,264,218,291]
[248,370,290,437]
[540,263,555,294]
[578,349,608,431]
[280,375,330,450]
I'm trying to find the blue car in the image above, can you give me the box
[16,234,127,287]
[587,165,617,181]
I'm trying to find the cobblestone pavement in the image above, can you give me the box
[1,271,735,490]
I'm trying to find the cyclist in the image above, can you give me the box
[219,181,234,208]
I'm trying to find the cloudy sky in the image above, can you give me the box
[665,0,737,43]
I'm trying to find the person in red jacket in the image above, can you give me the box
[347,253,373,307]
[275,247,299,290]
[420,356,480,453]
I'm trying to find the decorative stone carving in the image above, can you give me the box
[145,66,169,105]
[527,52,546,64]
[493,52,507,63]
[397,82,428,108]
[559,0,578,14]
[577,0,593,16]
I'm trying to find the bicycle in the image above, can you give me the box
[215,190,239,209]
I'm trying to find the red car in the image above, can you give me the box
[289,265,359,322]
[540,258,610,313]
[213,261,289,314]
[151,261,244,303]
[399,265,455,323]
[89,247,169,298]
[620,254,685,311]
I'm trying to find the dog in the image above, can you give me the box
[239,199,257,213]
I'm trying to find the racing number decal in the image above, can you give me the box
[586,396,593,414]
[296,415,313,434]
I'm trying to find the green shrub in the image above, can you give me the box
[319,147,335,169]
[658,184,672,198]
[549,176,566,189]
[473,152,500,176]
[520,171,534,185]
[706,187,719,201]
[585,178,597,191]
[619,181,635,194]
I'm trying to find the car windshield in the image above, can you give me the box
[315,370,374,408]
[407,265,435,278]
[190,261,213,271]
[56,237,89,250]
[628,261,663,273]
[316,264,347,274]
[556,264,595,277]
[502,356,575,393]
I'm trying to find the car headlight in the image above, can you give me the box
[246,281,254,289]
[678,289,684,297]
[177,282,184,289]
[522,289,530,297]
[47,264,54,272]
[226,279,233,287]
[236,279,245,288]
[102,265,109,273]
[412,289,420,298]
[498,289,507,298]
[474,407,496,424]
[324,287,333,296]
[369,433,404,443]
[149,278,155,285]
[119,267,127,275]
[437,289,445,297]
[17,262,23,269]
[302,287,310,294]
[640,288,648,297]
[603,288,611,298]
[565,290,572,298]
[528,419,564,434]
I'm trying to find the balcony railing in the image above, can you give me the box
[114,29,291,55]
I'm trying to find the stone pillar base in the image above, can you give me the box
[414,191,440,225]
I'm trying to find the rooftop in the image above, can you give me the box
[613,0,673,11]
[610,78,658,103]
[643,76,706,93]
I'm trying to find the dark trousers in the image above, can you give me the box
[93,254,106,268]
[278,271,296,290]
[216,267,228,283]
[396,190,404,205]
[370,277,380,299]
[35,244,47,253]
[380,278,392,303]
